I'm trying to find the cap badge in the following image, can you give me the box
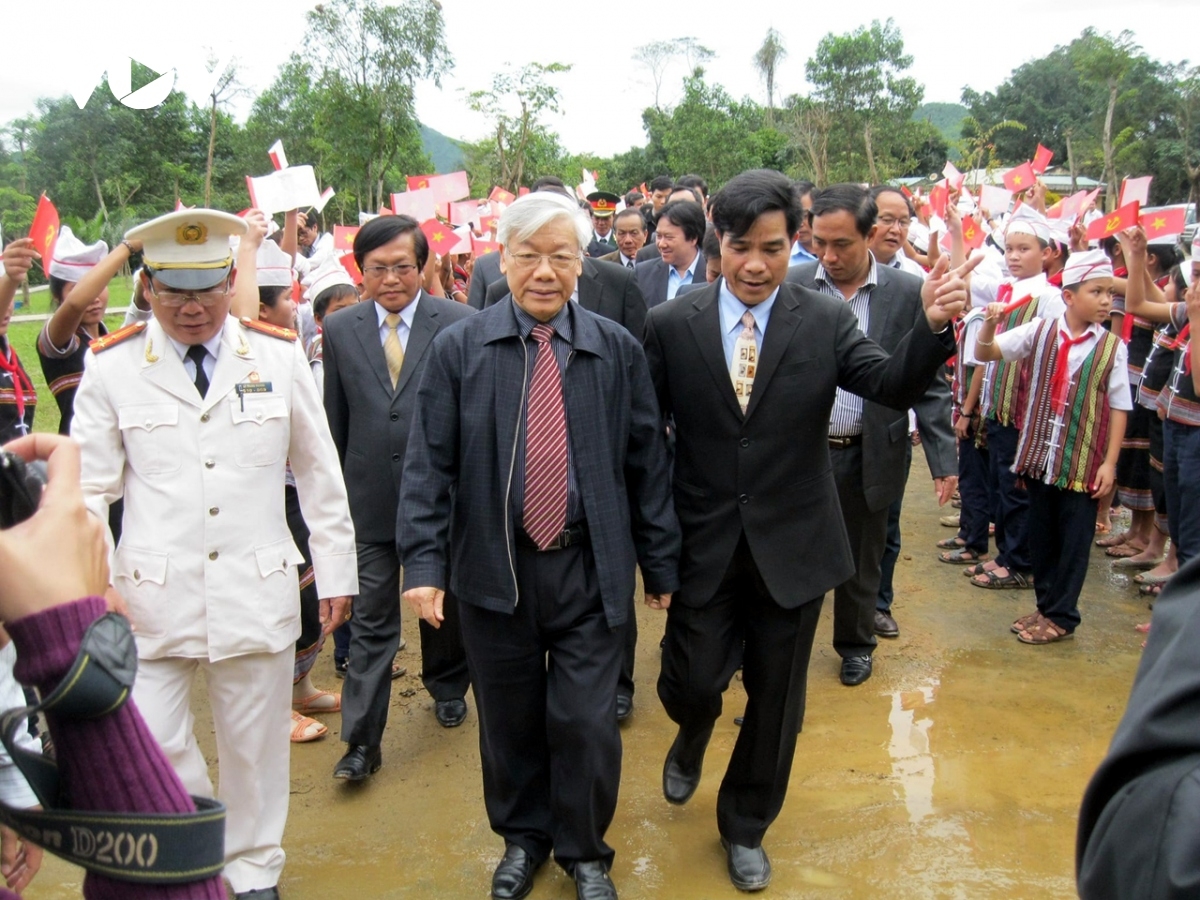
[176,222,208,245]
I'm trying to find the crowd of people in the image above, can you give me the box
[0,160,1196,900]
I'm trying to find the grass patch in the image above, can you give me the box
[10,275,135,317]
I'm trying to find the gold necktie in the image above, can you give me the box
[730,311,757,413]
[384,313,404,389]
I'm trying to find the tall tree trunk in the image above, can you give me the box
[204,96,218,206]
[863,123,879,185]
[1103,81,1119,206]
[91,169,109,222]
[1066,133,1078,194]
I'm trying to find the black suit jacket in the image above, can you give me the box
[636,244,661,263]
[322,292,476,543]
[785,262,956,510]
[643,280,956,609]
[466,251,504,310]
[635,251,706,309]
[484,257,647,339]
[587,234,617,258]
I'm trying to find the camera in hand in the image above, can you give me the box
[0,450,48,529]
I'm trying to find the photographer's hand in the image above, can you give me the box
[0,435,108,623]
[0,817,42,892]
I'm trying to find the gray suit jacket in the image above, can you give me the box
[784,261,955,511]
[484,257,647,339]
[322,292,476,543]
[636,251,706,309]
[466,251,504,310]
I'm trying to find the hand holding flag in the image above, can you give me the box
[28,194,60,275]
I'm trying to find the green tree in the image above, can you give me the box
[1075,29,1140,205]
[753,28,787,125]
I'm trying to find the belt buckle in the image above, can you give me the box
[829,436,849,448]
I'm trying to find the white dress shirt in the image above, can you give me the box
[374,293,421,352]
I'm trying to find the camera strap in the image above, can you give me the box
[0,613,225,884]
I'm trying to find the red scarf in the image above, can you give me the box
[0,339,34,429]
[1172,323,1193,377]
[1051,329,1094,415]
[1048,269,1064,288]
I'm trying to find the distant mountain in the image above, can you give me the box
[420,124,465,173]
[913,102,969,147]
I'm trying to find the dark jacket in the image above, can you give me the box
[322,292,475,543]
[484,257,648,340]
[785,261,956,510]
[399,298,681,626]
[643,279,955,609]
[636,251,706,308]
[466,251,504,310]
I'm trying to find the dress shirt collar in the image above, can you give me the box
[510,297,574,345]
[168,328,224,364]
[814,252,879,296]
[375,292,421,331]
[718,279,778,336]
[672,250,700,281]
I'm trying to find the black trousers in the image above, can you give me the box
[618,609,637,700]
[658,533,823,847]
[284,485,322,653]
[987,422,1032,573]
[830,443,889,658]
[877,442,914,614]
[1026,480,1097,632]
[957,431,991,554]
[341,541,469,747]
[460,541,625,871]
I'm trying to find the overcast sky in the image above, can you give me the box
[1,0,1194,163]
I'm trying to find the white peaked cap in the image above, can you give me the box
[1061,249,1114,286]
[256,240,295,288]
[48,226,108,281]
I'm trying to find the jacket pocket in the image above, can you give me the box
[254,537,306,632]
[118,403,182,475]
[254,536,306,578]
[229,396,289,468]
[776,358,818,378]
[112,546,169,637]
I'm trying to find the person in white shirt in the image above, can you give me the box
[869,186,927,278]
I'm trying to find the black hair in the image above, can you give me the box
[869,184,915,219]
[1169,264,1187,297]
[258,285,289,308]
[793,179,815,200]
[49,275,69,305]
[670,186,704,205]
[1100,236,1119,256]
[656,200,708,244]
[353,214,429,271]
[314,283,358,320]
[531,176,572,199]
[624,191,644,206]
[649,175,674,193]
[677,174,709,198]
[299,209,322,231]
[701,225,721,261]
[709,169,803,240]
[809,184,877,238]
[614,207,645,229]
[1148,243,1182,276]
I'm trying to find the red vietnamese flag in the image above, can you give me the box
[1086,201,1140,241]
[420,218,456,255]
[1140,207,1187,240]
[961,215,986,250]
[407,174,435,192]
[489,186,516,205]
[638,183,648,196]
[268,139,288,171]
[472,236,501,256]
[28,194,60,274]
[900,184,913,199]
[333,225,359,252]
[928,182,949,219]
[479,214,499,234]
[1002,161,1036,193]
[426,171,471,204]
[338,251,363,285]
[1031,144,1054,175]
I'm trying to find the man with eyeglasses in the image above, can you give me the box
[399,190,679,900]
[320,214,476,783]
[70,209,358,899]
[869,186,927,278]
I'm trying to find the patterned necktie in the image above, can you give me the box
[523,325,569,549]
[383,313,404,389]
[626,259,634,269]
[186,344,210,398]
[730,311,757,413]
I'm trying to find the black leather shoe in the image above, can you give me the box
[236,889,280,899]
[662,724,713,805]
[436,698,468,728]
[721,837,771,891]
[573,860,617,900]
[616,694,633,722]
[840,655,873,686]
[492,843,539,900]
[333,744,381,781]
[874,611,899,638]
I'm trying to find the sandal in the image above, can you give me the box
[290,710,328,743]
[1011,610,1042,634]
[1106,543,1148,559]
[936,536,966,549]
[1135,622,1152,634]
[1139,583,1163,598]
[1112,555,1163,570]
[1133,571,1174,585]
[963,561,995,577]
[1017,616,1073,645]
[293,690,341,715]
[1095,522,1112,535]
[971,568,1032,590]
[940,547,989,564]
[1096,531,1129,549]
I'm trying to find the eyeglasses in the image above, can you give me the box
[147,282,230,308]
[505,251,580,271]
[878,215,912,230]
[362,264,418,279]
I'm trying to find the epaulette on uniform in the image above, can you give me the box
[240,317,297,342]
[89,321,147,353]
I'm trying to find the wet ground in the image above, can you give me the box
[29,456,1149,899]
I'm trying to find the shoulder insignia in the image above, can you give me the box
[240,317,297,342]
[89,321,147,354]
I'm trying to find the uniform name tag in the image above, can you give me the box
[235,382,273,411]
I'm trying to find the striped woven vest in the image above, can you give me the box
[982,297,1041,427]
[1013,320,1119,493]
[953,309,985,408]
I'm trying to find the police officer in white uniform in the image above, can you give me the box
[70,209,358,900]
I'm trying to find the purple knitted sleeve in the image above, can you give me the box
[7,597,224,900]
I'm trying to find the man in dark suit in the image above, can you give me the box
[322,214,475,782]
[643,169,974,892]
[399,190,679,900]
[599,208,647,270]
[635,200,707,308]
[785,184,957,685]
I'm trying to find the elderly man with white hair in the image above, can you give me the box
[398,190,681,900]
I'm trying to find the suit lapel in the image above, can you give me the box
[744,288,801,421]
[686,290,743,419]
[203,318,258,414]
[394,293,436,399]
[140,318,204,409]
[866,269,895,344]
[353,300,395,397]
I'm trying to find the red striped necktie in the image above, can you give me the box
[523,324,569,549]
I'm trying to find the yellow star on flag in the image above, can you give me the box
[433,231,444,242]
[1152,217,1166,230]
[1012,176,1023,186]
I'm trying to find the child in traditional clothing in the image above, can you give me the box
[975,250,1130,644]
[0,240,40,442]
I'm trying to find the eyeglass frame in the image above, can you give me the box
[145,277,232,308]
[361,263,419,279]
[503,249,582,271]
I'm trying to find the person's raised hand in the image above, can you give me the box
[921,254,984,330]
[0,435,108,623]
[1,239,39,283]
[241,209,269,251]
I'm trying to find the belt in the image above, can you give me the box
[516,521,589,551]
[828,434,863,449]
